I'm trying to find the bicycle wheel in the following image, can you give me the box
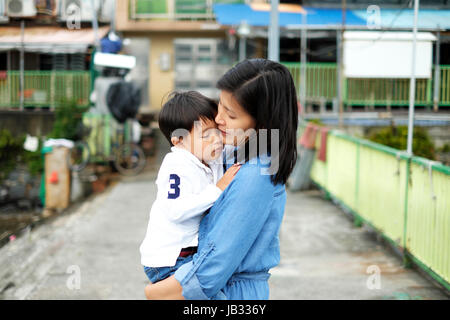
[67,141,90,172]
[114,143,146,176]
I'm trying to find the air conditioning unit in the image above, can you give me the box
[6,0,37,17]
[59,0,100,22]
[98,0,114,23]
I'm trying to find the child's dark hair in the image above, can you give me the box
[158,91,218,146]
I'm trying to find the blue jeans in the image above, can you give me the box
[144,255,194,284]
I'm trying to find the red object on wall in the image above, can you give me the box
[49,171,59,184]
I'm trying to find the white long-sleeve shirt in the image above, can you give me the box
[140,146,225,267]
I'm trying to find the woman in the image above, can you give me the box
[145,58,298,299]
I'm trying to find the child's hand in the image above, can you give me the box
[216,164,241,191]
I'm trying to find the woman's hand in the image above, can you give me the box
[216,164,241,191]
[144,275,185,300]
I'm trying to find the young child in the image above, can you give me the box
[139,91,240,285]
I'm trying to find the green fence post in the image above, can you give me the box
[353,140,363,227]
[402,156,413,268]
[426,78,432,111]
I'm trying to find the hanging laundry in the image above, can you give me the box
[317,127,329,162]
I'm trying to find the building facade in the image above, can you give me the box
[115,0,244,113]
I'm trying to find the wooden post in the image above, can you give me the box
[45,147,71,210]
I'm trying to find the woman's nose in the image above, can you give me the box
[215,112,225,126]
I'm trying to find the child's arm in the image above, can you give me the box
[161,164,240,224]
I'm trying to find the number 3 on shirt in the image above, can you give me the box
[168,174,180,199]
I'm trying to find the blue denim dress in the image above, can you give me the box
[174,155,286,300]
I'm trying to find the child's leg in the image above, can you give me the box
[144,283,152,299]
[145,275,184,300]
[143,254,195,297]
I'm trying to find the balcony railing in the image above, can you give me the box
[283,62,450,109]
[130,0,245,20]
[0,71,91,110]
[300,122,450,290]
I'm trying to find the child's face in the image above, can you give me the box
[179,118,223,163]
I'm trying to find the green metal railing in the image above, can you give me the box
[0,71,91,109]
[303,123,450,290]
[439,65,450,106]
[283,62,450,109]
[283,62,337,103]
[345,78,432,106]
[130,0,244,20]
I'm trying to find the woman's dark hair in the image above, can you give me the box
[159,91,218,145]
[217,59,298,185]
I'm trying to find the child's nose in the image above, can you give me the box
[210,130,222,143]
[211,131,220,142]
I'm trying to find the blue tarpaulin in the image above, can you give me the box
[213,4,366,27]
[213,4,450,30]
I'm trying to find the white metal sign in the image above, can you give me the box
[343,31,436,79]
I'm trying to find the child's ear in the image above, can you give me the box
[171,136,183,146]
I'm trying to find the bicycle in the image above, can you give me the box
[67,116,146,176]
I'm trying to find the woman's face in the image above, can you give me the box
[216,90,256,146]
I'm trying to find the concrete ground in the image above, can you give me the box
[0,157,448,300]
[270,189,448,300]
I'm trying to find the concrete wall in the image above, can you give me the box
[122,31,226,112]
[0,111,54,137]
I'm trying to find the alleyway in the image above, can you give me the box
[0,157,448,300]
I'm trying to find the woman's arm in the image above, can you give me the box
[148,164,277,300]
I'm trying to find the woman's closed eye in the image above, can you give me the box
[219,101,237,120]
[201,129,213,139]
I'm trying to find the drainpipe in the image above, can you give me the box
[268,0,279,62]
[20,20,25,111]
[300,11,307,115]
[433,29,440,112]
[338,0,346,128]
[91,0,100,50]
[407,0,419,156]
